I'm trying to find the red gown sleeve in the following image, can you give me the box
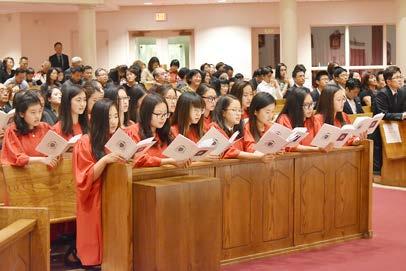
[72,137,96,205]
[276,114,293,129]
[1,127,30,166]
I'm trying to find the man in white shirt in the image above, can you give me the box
[256,67,281,99]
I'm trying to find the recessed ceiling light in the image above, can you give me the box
[144,2,153,5]
[217,0,227,3]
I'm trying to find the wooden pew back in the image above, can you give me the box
[0,206,49,271]
[2,158,76,224]
[348,112,373,123]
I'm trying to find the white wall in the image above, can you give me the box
[0,13,22,62]
[13,1,397,78]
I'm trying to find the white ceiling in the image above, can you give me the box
[0,0,384,14]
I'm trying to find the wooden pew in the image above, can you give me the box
[0,166,6,206]
[2,158,76,224]
[376,121,406,186]
[102,141,372,269]
[275,99,285,113]
[0,206,49,271]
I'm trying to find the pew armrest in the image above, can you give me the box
[0,219,36,252]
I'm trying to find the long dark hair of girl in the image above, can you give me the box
[138,93,172,146]
[90,99,118,161]
[59,85,89,136]
[229,80,253,108]
[316,84,346,126]
[276,87,309,128]
[197,83,216,117]
[126,85,146,123]
[249,92,276,142]
[104,85,130,126]
[172,92,205,139]
[13,90,41,135]
[212,94,244,139]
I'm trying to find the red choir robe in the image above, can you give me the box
[126,123,169,167]
[209,122,255,159]
[203,114,212,132]
[171,124,200,143]
[243,122,271,143]
[242,109,249,122]
[314,112,355,145]
[52,121,83,141]
[72,134,103,266]
[277,114,322,146]
[1,122,50,167]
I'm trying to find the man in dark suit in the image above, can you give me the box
[343,78,364,114]
[49,42,69,71]
[373,66,406,175]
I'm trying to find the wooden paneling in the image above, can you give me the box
[378,121,406,186]
[0,166,6,205]
[2,159,76,223]
[102,145,372,268]
[348,112,373,123]
[0,206,49,271]
[133,175,221,271]
[102,163,134,271]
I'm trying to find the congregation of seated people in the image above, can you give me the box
[1,41,406,270]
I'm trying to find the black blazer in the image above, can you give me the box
[311,89,320,102]
[49,54,70,71]
[374,86,405,121]
[343,97,364,115]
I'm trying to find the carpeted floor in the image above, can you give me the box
[53,186,406,271]
[222,187,406,271]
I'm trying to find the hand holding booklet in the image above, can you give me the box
[105,128,155,161]
[0,109,15,130]
[311,123,355,148]
[254,125,309,154]
[35,130,82,157]
[198,126,240,156]
[352,113,384,135]
[163,134,215,161]
[267,123,309,148]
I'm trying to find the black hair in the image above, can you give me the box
[186,69,202,85]
[13,91,42,135]
[54,42,62,47]
[104,85,130,127]
[14,68,26,76]
[178,67,190,80]
[212,94,244,139]
[200,63,209,71]
[383,66,401,84]
[59,84,88,137]
[147,57,160,73]
[315,70,329,82]
[138,93,172,146]
[292,66,306,78]
[316,84,346,126]
[277,88,310,128]
[333,66,347,78]
[171,92,205,139]
[90,99,118,161]
[170,59,180,68]
[126,85,146,123]
[275,63,287,80]
[249,92,276,142]
[345,78,361,91]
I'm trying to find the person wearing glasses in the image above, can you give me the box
[126,93,191,168]
[171,92,205,143]
[196,83,217,132]
[277,88,332,152]
[210,95,274,162]
[230,80,254,122]
[104,85,132,128]
[149,84,178,116]
[315,84,367,146]
[373,66,406,174]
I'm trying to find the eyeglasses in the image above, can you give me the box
[302,102,316,110]
[225,108,242,114]
[192,108,205,115]
[202,96,217,102]
[152,112,170,119]
[165,96,177,102]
